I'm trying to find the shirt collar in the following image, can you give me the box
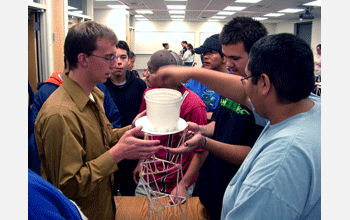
[61,72,104,112]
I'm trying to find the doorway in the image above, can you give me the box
[28,10,40,93]
[295,21,312,46]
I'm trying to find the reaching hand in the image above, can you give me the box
[169,181,187,205]
[130,110,147,129]
[133,161,142,184]
[165,133,206,155]
[109,126,163,163]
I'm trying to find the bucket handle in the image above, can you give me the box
[181,91,189,106]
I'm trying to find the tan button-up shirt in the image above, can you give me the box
[35,73,129,220]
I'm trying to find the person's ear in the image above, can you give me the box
[77,53,88,68]
[259,73,271,96]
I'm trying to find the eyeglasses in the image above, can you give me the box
[90,54,128,62]
[240,75,256,85]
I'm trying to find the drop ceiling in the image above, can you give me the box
[93,0,321,23]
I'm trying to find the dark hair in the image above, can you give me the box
[162,43,169,48]
[316,44,321,49]
[64,21,118,70]
[248,33,315,103]
[129,50,136,59]
[116,40,130,57]
[219,17,268,53]
[181,41,187,44]
[187,43,195,55]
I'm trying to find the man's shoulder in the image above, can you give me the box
[183,87,205,106]
[38,86,77,118]
[127,71,146,87]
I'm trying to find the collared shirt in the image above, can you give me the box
[35,73,129,220]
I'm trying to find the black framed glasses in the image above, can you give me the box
[90,54,127,62]
[240,75,256,85]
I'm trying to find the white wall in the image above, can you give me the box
[133,21,224,71]
[92,10,320,71]
[274,17,321,54]
[94,9,127,41]
[132,21,275,72]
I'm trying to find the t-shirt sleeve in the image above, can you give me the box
[223,184,300,220]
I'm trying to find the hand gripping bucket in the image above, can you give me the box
[145,88,183,132]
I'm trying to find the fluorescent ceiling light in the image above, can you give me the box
[167,5,186,10]
[264,13,285,17]
[212,16,226,19]
[253,17,268,21]
[171,15,185,18]
[169,10,185,14]
[224,6,246,11]
[135,10,153,14]
[107,5,130,9]
[136,18,148,21]
[278,8,304,13]
[235,0,262,3]
[172,19,184,21]
[134,15,144,18]
[71,10,83,14]
[304,0,321,6]
[67,6,78,10]
[208,19,219,22]
[217,11,236,15]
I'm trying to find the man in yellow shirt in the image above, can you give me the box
[34,21,162,220]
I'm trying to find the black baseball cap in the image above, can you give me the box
[194,34,223,55]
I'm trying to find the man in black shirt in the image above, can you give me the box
[104,40,147,196]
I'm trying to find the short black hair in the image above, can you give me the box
[248,33,315,103]
[116,40,130,56]
[129,50,135,59]
[64,21,118,70]
[181,41,187,44]
[219,17,268,53]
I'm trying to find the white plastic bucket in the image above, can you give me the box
[145,88,183,132]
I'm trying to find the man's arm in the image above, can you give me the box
[170,151,208,203]
[199,121,215,138]
[166,132,251,167]
[181,151,208,190]
[36,113,161,200]
[205,137,251,166]
[156,66,252,110]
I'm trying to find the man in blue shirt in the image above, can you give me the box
[156,32,320,219]
[28,169,87,220]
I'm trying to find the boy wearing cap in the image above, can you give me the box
[185,34,224,115]
[133,49,208,200]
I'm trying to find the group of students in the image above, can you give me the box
[28,16,320,220]
[163,41,196,67]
